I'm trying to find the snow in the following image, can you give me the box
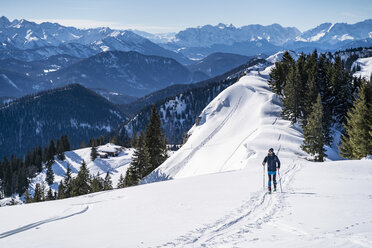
[27,144,134,195]
[353,57,372,79]
[146,72,305,181]
[0,67,371,247]
[265,50,298,64]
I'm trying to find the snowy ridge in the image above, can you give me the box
[265,50,299,63]
[352,56,372,79]
[145,70,306,182]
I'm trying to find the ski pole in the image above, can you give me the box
[263,164,265,190]
[278,169,283,193]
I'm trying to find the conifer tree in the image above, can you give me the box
[132,132,151,180]
[24,188,32,203]
[329,57,352,123]
[46,188,54,201]
[90,146,98,161]
[268,51,295,96]
[91,173,104,192]
[304,51,320,120]
[282,64,302,123]
[57,180,65,199]
[317,54,333,145]
[340,81,372,159]
[145,106,167,173]
[16,164,28,195]
[62,135,71,151]
[47,139,56,162]
[71,160,91,196]
[268,62,285,96]
[117,174,125,188]
[33,183,43,202]
[301,94,326,162]
[45,162,54,186]
[63,164,73,198]
[103,172,113,190]
[56,139,66,160]
[124,166,140,187]
[35,146,43,173]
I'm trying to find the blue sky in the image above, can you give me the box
[1,0,371,33]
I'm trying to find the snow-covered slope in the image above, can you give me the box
[145,71,305,181]
[353,56,372,79]
[0,64,371,247]
[265,50,299,63]
[31,144,134,194]
[298,19,372,44]
[0,155,371,247]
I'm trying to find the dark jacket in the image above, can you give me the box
[263,153,280,172]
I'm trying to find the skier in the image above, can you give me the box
[262,148,280,193]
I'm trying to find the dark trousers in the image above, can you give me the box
[268,171,277,187]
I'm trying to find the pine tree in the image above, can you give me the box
[81,140,86,148]
[124,166,139,187]
[16,164,28,195]
[24,188,32,203]
[103,172,113,190]
[131,132,150,181]
[268,51,295,96]
[46,188,54,201]
[91,173,104,192]
[304,51,320,120]
[63,164,73,198]
[35,146,43,173]
[61,135,71,151]
[317,54,333,145]
[329,57,352,123]
[56,139,66,160]
[57,180,65,199]
[71,160,91,196]
[47,139,56,162]
[33,183,43,202]
[90,146,98,161]
[145,106,167,173]
[268,62,285,96]
[282,64,302,123]
[301,94,326,162]
[340,81,372,159]
[45,162,54,186]
[117,174,125,188]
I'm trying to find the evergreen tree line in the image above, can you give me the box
[56,161,114,201]
[0,135,70,198]
[269,50,372,161]
[124,106,168,187]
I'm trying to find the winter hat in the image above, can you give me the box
[268,148,274,153]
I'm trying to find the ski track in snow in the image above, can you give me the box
[166,96,243,177]
[0,206,89,239]
[154,161,302,248]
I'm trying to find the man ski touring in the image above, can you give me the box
[262,148,280,193]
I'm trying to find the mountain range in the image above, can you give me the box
[142,20,372,59]
[1,16,371,100]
